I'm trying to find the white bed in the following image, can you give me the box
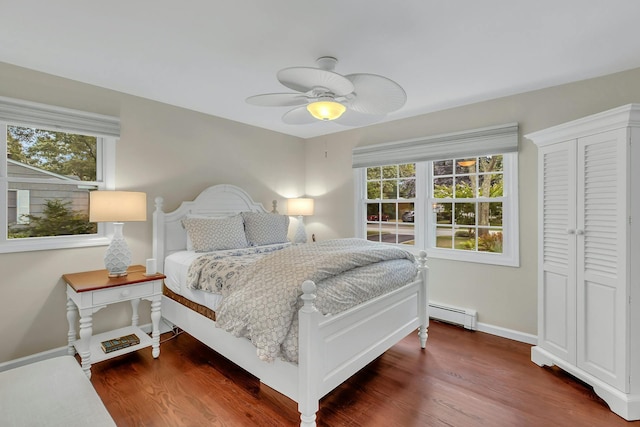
[152,184,429,426]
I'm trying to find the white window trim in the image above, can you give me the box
[354,164,426,249]
[425,152,519,267]
[0,97,119,253]
[353,124,520,267]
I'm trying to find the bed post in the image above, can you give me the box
[298,280,321,427]
[152,197,165,273]
[416,250,429,348]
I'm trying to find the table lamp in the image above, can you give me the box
[89,191,147,277]
[287,198,314,244]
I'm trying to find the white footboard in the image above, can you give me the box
[162,252,429,427]
[297,251,429,426]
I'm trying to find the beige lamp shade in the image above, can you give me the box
[287,198,314,216]
[90,191,147,222]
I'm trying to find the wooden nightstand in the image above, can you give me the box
[64,265,165,378]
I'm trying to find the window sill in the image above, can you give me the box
[0,235,110,254]
[425,247,520,267]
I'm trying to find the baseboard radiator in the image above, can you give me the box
[429,302,478,330]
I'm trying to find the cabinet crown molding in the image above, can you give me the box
[525,103,640,146]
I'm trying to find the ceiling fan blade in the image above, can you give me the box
[278,67,354,96]
[333,108,387,126]
[345,73,407,115]
[245,93,309,107]
[282,106,317,125]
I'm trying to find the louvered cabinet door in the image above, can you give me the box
[575,129,629,391]
[538,140,577,363]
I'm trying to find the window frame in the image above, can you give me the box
[0,97,119,253]
[364,164,418,245]
[355,164,427,251]
[425,152,519,266]
[355,153,519,267]
[353,123,519,268]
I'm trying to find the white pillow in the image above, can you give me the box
[241,211,290,246]
[181,214,248,252]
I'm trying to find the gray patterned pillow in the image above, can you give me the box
[241,212,290,246]
[182,215,248,252]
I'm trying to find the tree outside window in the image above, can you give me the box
[365,163,416,245]
[354,124,518,267]
[7,125,98,238]
[432,155,504,253]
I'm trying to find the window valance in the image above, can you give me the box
[0,96,120,137]
[352,123,518,168]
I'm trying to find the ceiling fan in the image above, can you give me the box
[246,57,406,126]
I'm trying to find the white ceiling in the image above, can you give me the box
[2,1,640,139]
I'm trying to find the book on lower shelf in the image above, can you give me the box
[100,333,141,353]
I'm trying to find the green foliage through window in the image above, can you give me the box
[8,126,97,181]
[6,125,99,239]
[8,199,96,238]
[432,156,504,253]
[365,163,416,245]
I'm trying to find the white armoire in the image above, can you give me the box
[526,104,640,420]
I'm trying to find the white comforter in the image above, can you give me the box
[212,238,418,362]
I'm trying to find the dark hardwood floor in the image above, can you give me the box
[89,321,639,426]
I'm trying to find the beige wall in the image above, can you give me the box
[2,59,640,363]
[304,66,640,336]
[0,62,305,363]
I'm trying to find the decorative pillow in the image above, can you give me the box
[183,214,222,250]
[181,214,248,252]
[241,211,290,246]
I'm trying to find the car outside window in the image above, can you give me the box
[356,152,518,267]
[365,163,416,245]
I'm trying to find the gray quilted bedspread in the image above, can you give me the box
[214,238,418,362]
[186,244,290,294]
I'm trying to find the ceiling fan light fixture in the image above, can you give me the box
[306,100,346,121]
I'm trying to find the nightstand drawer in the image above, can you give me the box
[93,282,154,305]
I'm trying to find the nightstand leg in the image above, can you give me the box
[78,309,93,378]
[131,298,140,327]
[66,299,77,356]
[150,297,161,358]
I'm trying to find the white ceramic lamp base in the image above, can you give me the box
[293,215,307,244]
[104,222,132,277]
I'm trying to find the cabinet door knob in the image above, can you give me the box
[576,229,585,235]
[567,229,575,234]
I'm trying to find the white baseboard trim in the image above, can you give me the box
[0,346,69,372]
[476,322,538,345]
[425,300,537,345]
[0,321,173,373]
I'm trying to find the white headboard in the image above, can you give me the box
[152,184,270,272]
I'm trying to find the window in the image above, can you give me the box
[365,164,416,245]
[427,153,518,265]
[431,156,504,252]
[0,96,119,253]
[353,124,519,267]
